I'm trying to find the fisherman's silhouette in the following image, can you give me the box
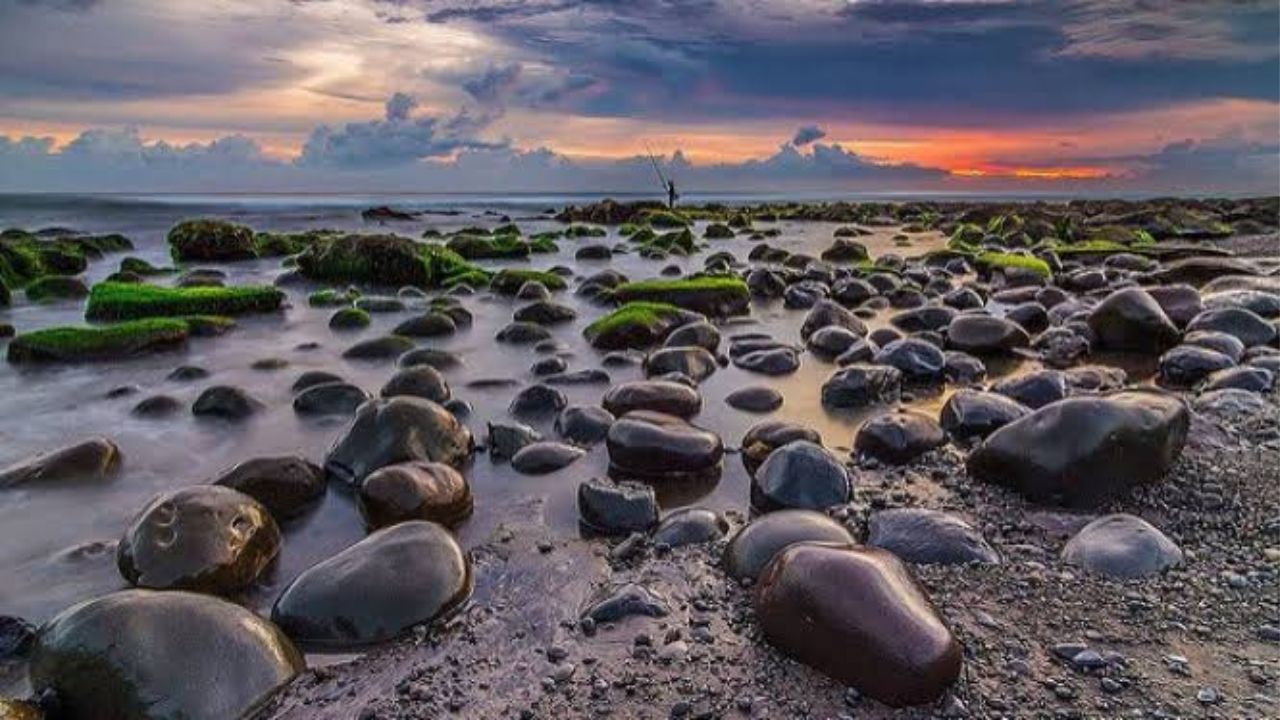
[667,180,679,209]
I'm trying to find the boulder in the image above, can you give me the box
[800,300,867,341]
[754,544,962,707]
[379,365,451,403]
[1061,514,1183,579]
[508,383,567,417]
[820,364,902,408]
[211,455,325,519]
[854,410,946,464]
[1087,287,1180,352]
[486,421,541,460]
[990,369,1069,409]
[554,405,615,446]
[867,509,999,565]
[725,386,783,412]
[577,478,659,535]
[945,314,1030,355]
[0,437,120,488]
[750,440,851,512]
[939,389,1031,440]
[874,338,945,382]
[117,486,280,594]
[292,382,370,417]
[1157,345,1235,388]
[967,390,1190,507]
[643,346,718,382]
[511,441,586,474]
[722,509,854,581]
[606,410,723,482]
[739,420,823,476]
[652,507,729,547]
[325,397,473,486]
[357,461,473,529]
[602,380,701,418]
[272,521,471,646]
[192,386,262,420]
[1185,307,1276,348]
[30,590,303,720]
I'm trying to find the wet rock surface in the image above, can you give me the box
[210,455,326,520]
[1061,513,1184,580]
[867,508,999,566]
[754,544,963,707]
[271,521,471,647]
[357,461,473,529]
[30,590,303,720]
[325,397,473,486]
[117,485,281,594]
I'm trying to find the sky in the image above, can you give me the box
[0,0,1277,195]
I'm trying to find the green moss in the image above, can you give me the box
[613,276,750,316]
[493,223,521,236]
[948,223,986,250]
[25,276,89,303]
[583,301,689,349]
[445,235,531,260]
[528,236,559,253]
[564,225,606,238]
[295,234,490,288]
[120,256,173,276]
[253,230,334,257]
[37,247,88,275]
[442,269,491,289]
[975,252,1052,278]
[639,209,691,228]
[618,223,641,237]
[168,219,258,262]
[308,288,360,307]
[181,315,237,337]
[636,228,695,255]
[84,282,284,321]
[490,269,568,295]
[7,318,190,363]
[329,307,371,330]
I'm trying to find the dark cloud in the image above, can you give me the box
[790,125,826,147]
[401,0,1278,125]
[298,93,507,168]
[13,0,101,11]
[462,63,522,104]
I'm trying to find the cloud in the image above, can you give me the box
[462,63,523,104]
[297,93,507,168]
[790,125,826,147]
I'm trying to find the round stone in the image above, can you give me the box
[357,461,473,529]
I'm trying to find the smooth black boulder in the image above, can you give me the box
[357,461,473,529]
[854,410,946,464]
[117,486,280,595]
[725,386,783,412]
[722,509,853,581]
[750,440,851,512]
[606,410,723,482]
[945,314,1029,355]
[0,437,120,488]
[939,389,1030,440]
[380,365,451,403]
[211,455,325,519]
[272,521,471,646]
[192,386,262,420]
[555,405,615,445]
[800,300,867,341]
[740,420,823,476]
[874,338,945,382]
[602,380,701,418]
[867,508,999,565]
[511,441,586,474]
[967,390,1190,507]
[643,346,718,382]
[652,507,729,547]
[990,368,1069,409]
[1185,307,1276,348]
[325,397,473,486]
[1087,287,1180,352]
[292,382,370,416]
[508,383,567,417]
[754,544,962,707]
[1061,513,1183,579]
[30,590,303,720]
[1158,345,1235,388]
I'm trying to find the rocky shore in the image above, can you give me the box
[0,196,1276,719]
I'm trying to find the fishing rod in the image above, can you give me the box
[643,143,669,190]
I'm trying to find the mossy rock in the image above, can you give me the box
[308,288,360,308]
[528,236,559,253]
[493,223,522,236]
[0,236,51,288]
[253,230,334,258]
[296,234,488,288]
[583,302,703,350]
[183,315,237,337]
[612,276,750,317]
[25,275,90,303]
[490,269,568,295]
[85,282,284,321]
[7,318,190,363]
[168,220,258,262]
[38,247,89,275]
[329,307,371,330]
[618,223,641,237]
[639,210,691,228]
[0,277,10,307]
[974,252,1052,279]
[564,225,607,238]
[636,228,696,255]
[120,257,173,276]
[445,235,530,260]
[703,223,734,239]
